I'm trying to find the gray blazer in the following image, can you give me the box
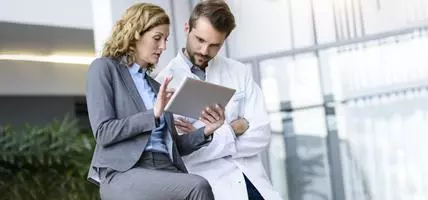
[86,57,209,185]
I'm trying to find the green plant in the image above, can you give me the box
[0,116,98,200]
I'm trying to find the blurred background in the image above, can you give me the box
[1,0,428,199]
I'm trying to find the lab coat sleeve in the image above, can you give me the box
[182,122,238,165]
[231,67,271,159]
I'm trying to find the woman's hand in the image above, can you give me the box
[153,76,174,119]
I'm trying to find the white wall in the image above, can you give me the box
[0,0,93,29]
[171,0,192,51]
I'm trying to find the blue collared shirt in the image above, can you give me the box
[128,63,168,154]
[180,48,206,80]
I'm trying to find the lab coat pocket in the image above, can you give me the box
[225,91,245,122]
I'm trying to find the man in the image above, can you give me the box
[156,1,283,199]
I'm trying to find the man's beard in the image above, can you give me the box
[186,48,210,68]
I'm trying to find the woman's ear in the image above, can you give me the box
[134,31,142,40]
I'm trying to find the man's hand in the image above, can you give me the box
[174,117,197,134]
[153,76,174,119]
[199,104,225,136]
[231,117,249,136]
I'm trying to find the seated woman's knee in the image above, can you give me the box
[190,175,212,191]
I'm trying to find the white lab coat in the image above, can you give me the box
[156,53,283,200]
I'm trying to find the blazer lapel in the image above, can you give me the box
[145,74,160,94]
[116,59,147,112]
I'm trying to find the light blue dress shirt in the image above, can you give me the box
[128,63,168,154]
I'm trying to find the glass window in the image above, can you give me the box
[227,0,293,59]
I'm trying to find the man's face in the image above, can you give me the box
[185,17,227,68]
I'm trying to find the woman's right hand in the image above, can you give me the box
[154,76,174,119]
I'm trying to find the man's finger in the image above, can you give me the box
[176,125,192,133]
[201,110,216,123]
[176,118,188,126]
[175,122,185,128]
[179,118,196,129]
[176,123,191,129]
[214,104,225,119]
[205,106,220,120]
[176,126,187,133]
[205,106,220,121]
[175,119,193,128]
[176,125,191,133]
[182,120,192,127]
[199,117,210,125]
[178,117,190,123]
[174,119,185,126]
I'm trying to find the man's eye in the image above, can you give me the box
[154,37,161,41]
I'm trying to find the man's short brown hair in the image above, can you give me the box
[189,0,236,37]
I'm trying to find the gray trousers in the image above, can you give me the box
[99,152,214,200]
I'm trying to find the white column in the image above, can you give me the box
[91,0,115,57]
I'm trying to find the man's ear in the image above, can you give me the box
[184,22,190,36]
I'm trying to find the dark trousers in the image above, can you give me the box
[244,173,265,200]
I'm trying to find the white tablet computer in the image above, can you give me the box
[164,77,236,119]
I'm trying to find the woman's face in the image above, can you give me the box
[135,24,170,66]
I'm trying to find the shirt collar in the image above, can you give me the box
[179,48,194,69]
[128,63,147,77]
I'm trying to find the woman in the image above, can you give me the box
[86,3,225,200]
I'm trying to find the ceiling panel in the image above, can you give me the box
[0,22,95,55]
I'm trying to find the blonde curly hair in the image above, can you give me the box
[102,3,170,71]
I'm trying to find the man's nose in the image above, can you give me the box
[200,44,209,55]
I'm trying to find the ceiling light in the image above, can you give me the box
[0,54,94,65]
